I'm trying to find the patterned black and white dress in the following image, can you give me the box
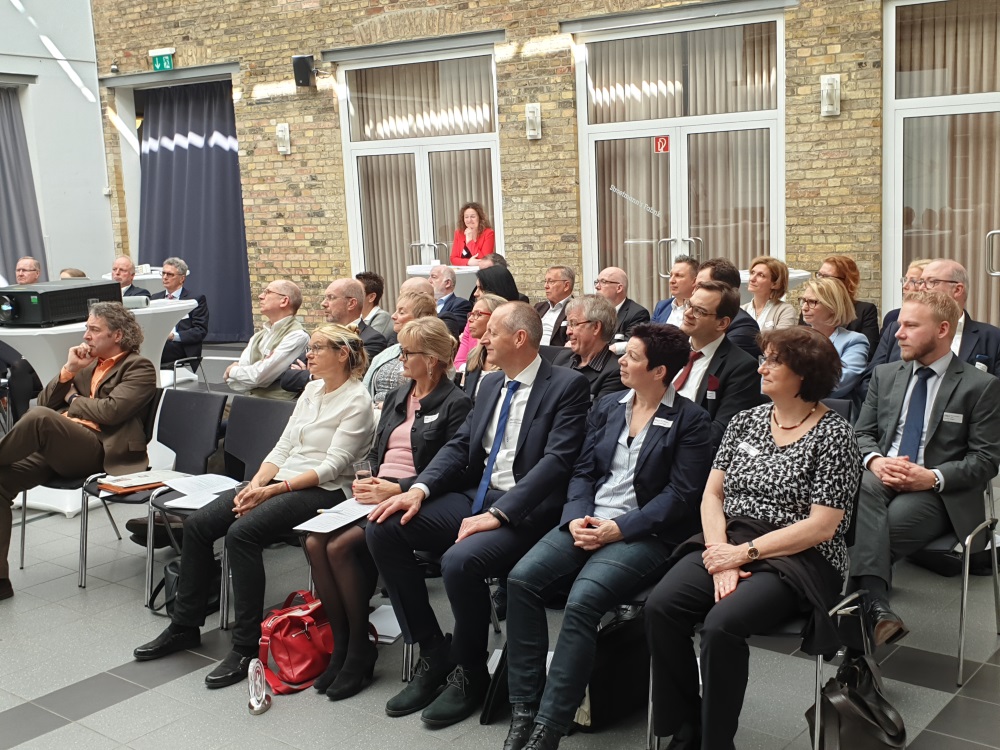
[713,404,862,577]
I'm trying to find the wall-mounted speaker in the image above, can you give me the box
[292,55,315,88]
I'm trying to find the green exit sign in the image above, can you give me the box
[148,47,176,72]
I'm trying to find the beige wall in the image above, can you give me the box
[92,0,885,326]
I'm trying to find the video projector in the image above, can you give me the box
[0,279,123,327]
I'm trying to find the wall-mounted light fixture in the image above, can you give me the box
[110,58,119,74]
[820,74,841,117]
[525,102,541,140]
[276,123,291,155]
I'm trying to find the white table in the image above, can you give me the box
[407,264,480,299]
[739,267,811,305]
[0,299,196,387]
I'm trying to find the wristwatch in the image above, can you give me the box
[932,474,942,492]
[746,540,760,561]
[487,507,509,525]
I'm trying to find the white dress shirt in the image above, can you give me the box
[665,299,686,328]
[674,334,724,402]
[951,313,965,357]
[540,297,570,346]
[481,355,542,492]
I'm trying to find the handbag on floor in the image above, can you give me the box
[148,558,222,617]
[805,653,906,749]
[259,590,335,695]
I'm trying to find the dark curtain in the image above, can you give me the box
[139,80,252,341]
[0,87,47,282]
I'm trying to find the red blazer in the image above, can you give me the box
[450,228,496,265]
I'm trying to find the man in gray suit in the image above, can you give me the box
[851,291,1000,646]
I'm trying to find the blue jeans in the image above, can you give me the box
[506,525,672,734]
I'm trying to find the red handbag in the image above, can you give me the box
[259,590,333,694]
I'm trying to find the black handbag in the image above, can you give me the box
[148,558,222,617]
[805,654,906,749]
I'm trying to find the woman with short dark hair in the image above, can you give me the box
[645,326,861,749]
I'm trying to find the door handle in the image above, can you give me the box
[655,238,676,279]
[987,230,1000,277]
[681,236,704,261]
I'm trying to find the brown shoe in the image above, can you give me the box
[0,578,13,600]
[869,597,908,647]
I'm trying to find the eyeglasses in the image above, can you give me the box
[543,278,568,287]
[400,349,429,360]
[594,278,621,288]
[323,294,347,302]
[306,344,333,354]
[800,297,821,309]
[161,271,180,278]
[684,302,717,319]
[815,271,844,281]
[758,355,783,368]
[900,276,923,287]
[566,319,595,330]
[468,310,492,321]
[261,289,288,299]
[916,278,960,289]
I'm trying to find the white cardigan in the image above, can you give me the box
[263,378,376,492]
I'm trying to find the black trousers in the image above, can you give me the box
[171,484,342,647]
[366,490,547,666]
[646,550,801,749]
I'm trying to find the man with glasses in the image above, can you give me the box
[694,258,762,359]
[594,266,650,344]
[675,280,763,450]
[429,265,471,340]
[221,281,309,399]
[652,255,699,328]
[280,278,386,395]
[550,294,623,402]
[534,266,575,347]
[150,257,210,368]
[858,258,1000,403]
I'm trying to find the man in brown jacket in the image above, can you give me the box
[0,302,157,599]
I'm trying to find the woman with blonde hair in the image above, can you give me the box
[813,255,880,357]
[363,291,437,405]
[305,317,471,700]
[134,324,376,689]
[743,256,796,331]
[799,277,869,399]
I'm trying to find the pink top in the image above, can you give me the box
[377,391,418,480]
[455,320,476,368]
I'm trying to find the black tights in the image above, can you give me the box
[304,524,379,665]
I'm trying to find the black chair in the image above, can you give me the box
[18,388,164,588]
[821,397,852,422]
[149,395,296,628]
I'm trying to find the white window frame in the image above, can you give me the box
[572,10,786,291]
[335,47,503,275]
[882,0,1000,312]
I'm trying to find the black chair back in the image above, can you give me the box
[821,398,852,422]
[142,388,164,445]
[539,345,565,364]
[223,396,296,480]
[156,389,228,474]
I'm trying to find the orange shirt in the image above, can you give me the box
[59,351,128,432]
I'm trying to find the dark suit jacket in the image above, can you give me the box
[612,298,651,341]
[534,299,571,348]
[368,378,472,492]
[726,308,761,359]
[280,319,387,395]
[881,307,900,332]
[150,287,209,365]
[123,285,151,298]
[37,352,157,474]
[560,390,713,544]
[694,337,765,450]
[855,356,1000,540]
[857,312,1000,403]
[551,346,624,403]
[438,294,472,341]
[416,357,591,527]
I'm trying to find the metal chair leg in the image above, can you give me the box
[144,500,156,607]
[991,521,1000,635]
[100,498,122,540]
[78,485,89,588]
[19,490,26,569]
[646,668,657,750]
[219,546,230,630]
[813,654,823,750]
[402,642,414,682]
[489,589,502,634]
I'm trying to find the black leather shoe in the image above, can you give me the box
[326,642,378,701]
[492,586,507,621]
[868,597,908,647]
[313,649,347,693]
[503,703,538,750]
[133,627,200,661]
[385,634,454,717]
[523,724,562,750]
[0,578,13,600]
[205,650,252,688]
[421,663,491,727]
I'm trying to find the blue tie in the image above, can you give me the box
[472,380,520,513]
[898,367,935,464]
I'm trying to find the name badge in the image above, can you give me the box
[653,417,672,428]
[706,391,717,400]
[738,441,760,456]
[976,362,988,372]
[423,413,440,424]
[943,412,964,424]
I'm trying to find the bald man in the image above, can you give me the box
[112,256,151,298]
[595,266,650,343]
[280,278,387,395]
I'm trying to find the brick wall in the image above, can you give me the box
[90,0,885,326]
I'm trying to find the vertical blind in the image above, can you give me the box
[428,149,494,253]
[0,87,47,281]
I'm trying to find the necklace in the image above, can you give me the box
[771,403,817,430]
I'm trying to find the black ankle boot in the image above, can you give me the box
[523,724,562,750]
[326,642,378,701]
[503,703,538,750]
